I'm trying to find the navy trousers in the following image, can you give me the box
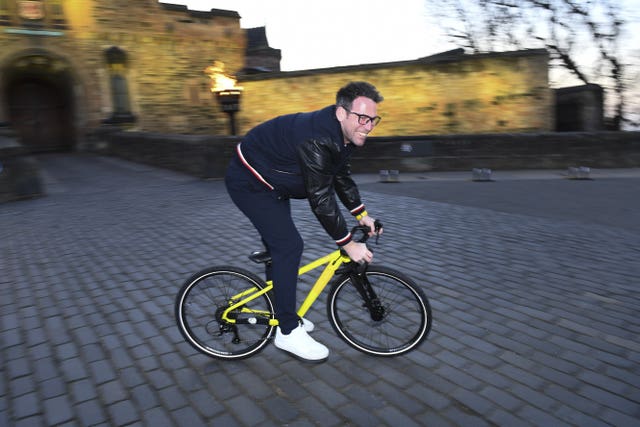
[225,157,303,334]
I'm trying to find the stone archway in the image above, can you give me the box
[2,51,76,152]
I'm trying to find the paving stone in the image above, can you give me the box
[335,403,380,427]
[599,407,640,427]
[302,378,349,408]
[261,395,299,424]
[169,406,209,427]
[11,392,40,419]
[376,406,427,427]
[9,375,37,398]
[25,328,47,348]
[441,406,493,427]
[88,359,117,385]
[485,408,529,426]
[373,381,426,416]
[39,376,66,399]
[106,400,139,426]
[185,388,225,418]
[97,380,128,405]
[157,385,189,411]
[135,354,161,372]
[433,364,482,391]
[224,395,267,426]
[478,385,523,412]
[129,384,161,411]
[231,370,272,401]
[13,415,45,427]
[406,383,451,411]
[517,405,565,426]
[140,406,176,427]
[297,396,343,427]
[578,384,638,416]
[7,358,31,380]
[43,394,74,425]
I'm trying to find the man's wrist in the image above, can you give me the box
[355,210,368,221]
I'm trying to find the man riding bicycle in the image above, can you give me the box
[225,81,384,362]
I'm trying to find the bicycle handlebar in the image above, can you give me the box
[351,219,383,244]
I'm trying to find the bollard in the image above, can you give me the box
[379,169,400,183]
[568,166,591,180]
[472,168,492,182]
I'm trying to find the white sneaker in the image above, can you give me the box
[274,324,329,362]
[301,318,314,333]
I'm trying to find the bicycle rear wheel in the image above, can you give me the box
[175,266,275,360]
[327,266,431,356]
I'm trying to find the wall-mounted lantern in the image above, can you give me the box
[204,61,243,135]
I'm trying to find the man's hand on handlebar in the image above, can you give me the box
[343,240,372,264]
[343,218,383,264]
[359,215,383,236]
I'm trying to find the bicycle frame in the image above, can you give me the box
[221,249,352,325]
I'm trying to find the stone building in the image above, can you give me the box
[555,84,604,131]
[0,0,246,152]
[1,0,566,154]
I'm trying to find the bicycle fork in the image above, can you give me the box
[349,267,386,321]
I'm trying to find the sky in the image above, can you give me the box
[165,0,455,71]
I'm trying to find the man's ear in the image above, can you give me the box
[335,105,346,122]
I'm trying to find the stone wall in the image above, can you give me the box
[349,132,640,172]
[104,130,237,178]
[103,130,639,178]
[236,49,554,137]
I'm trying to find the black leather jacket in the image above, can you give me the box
[297,136,364,245]
[237,105,365,245]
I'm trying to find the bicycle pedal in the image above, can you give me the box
[249,250,272,264]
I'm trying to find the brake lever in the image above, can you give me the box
[374,220,383,245]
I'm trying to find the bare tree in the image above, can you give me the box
[430,0,634,130]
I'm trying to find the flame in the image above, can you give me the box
[204,60,243,93]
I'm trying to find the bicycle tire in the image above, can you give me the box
[327,266,432,356]
[175,266,275,360]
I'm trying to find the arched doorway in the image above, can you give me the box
[2,52,76,152]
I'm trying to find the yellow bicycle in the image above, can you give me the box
[175,223,432,360]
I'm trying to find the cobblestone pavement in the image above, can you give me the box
[2,154,639,426]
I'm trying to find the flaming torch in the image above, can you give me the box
[205,61,243,135]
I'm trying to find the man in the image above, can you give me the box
[225,81,383,362]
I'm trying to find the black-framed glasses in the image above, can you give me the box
[343,107,381,126]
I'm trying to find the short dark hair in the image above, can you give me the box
[336,81,383,109]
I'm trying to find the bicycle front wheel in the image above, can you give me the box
[327,266,432,356]
[175,266,275,360]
